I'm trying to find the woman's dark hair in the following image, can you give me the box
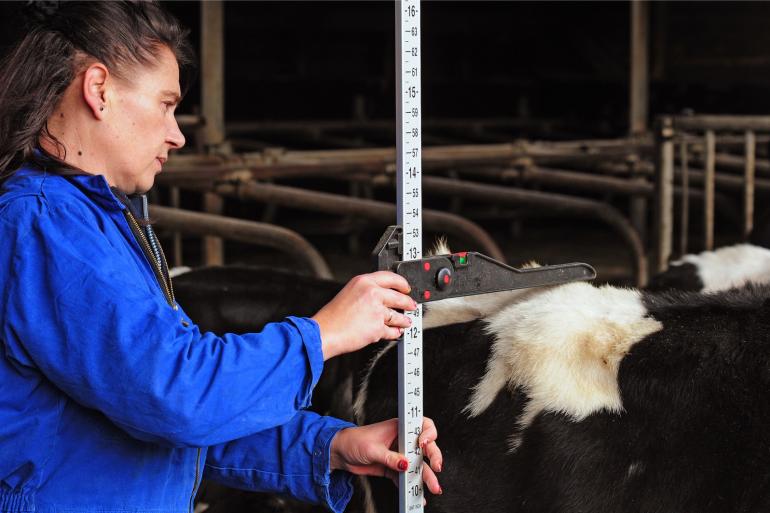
[0,1,195,181]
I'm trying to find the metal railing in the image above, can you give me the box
[654,115,768,272]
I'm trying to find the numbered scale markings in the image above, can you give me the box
[396,1,423,512]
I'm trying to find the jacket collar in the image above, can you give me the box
[12,164,129,213]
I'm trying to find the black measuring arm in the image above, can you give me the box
[373,225,596,304]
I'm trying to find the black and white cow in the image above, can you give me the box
[647,243,770,293]
[355,279,770,513]
[172,266,342,334]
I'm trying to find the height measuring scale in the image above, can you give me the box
[374,2,597,511]
[396,1,424,512]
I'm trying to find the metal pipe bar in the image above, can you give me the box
[685,153,770,176]
[150,205,333,279]
[629,161,648,244]
[158,154,654,187]
[673,115,770,132]
[704,130,716,250]
[213,181,506,262]
[516,166,653,196]
[160,138,653,179]
[745,131,756,239]
[352,168,728,205]
[414,175,647,286]
[655,118,675,273]
[668,166,770,192]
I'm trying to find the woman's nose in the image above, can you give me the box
[168,117,186,149]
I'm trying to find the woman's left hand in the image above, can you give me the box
[330,417,443,497]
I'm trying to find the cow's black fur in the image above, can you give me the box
[173,266,342,334]
[359,285,770,513]
[645,262,703,292]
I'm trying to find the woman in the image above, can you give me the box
[0,2,441,512]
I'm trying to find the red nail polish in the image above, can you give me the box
[398,459,408,471]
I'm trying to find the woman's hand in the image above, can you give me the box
[313,271,417,360]
[330,417,443,498]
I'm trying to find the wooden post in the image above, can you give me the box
[201,1,225,265]
[170,186,183,267]
[630,0,650,135]
[679,140,689,256]
[744,131,756,239]
[704,130,716,250]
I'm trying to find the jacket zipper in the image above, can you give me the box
[124,210,177,309]
[189,448,201,513]
[126,210,199,509]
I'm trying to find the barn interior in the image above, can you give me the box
[2,1,767,286]
[4,2,770,513]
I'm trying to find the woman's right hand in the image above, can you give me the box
[312,271,417,360]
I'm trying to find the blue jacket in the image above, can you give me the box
[0,166,354,513]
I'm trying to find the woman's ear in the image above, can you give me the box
[82,63,109,119]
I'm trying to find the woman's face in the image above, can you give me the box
[103,46,185,194]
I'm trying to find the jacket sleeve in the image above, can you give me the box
[204,411,356,513]
[2,197,325,447]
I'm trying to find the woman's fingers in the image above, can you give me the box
[313,271,418,359]
[383,309,412,329]
[423,440,443,473]
[381,288,417,312]
[370,270,412,294]
[421,461,442,495]
[419,417,443,473]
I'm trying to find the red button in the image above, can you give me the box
[443,274,450,284]
[423,290,431,300]
[423,262,431,271]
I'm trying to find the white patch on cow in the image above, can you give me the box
[465,282,662,428]
[423,259,548,329]
[424,288,546,329]
[429,237,451,257]
[169,266,192,278]
[507,432,523,453]
[626,461,644,480]
[424,240,546,328]
[353,341,397,425]
[674,243,770,292]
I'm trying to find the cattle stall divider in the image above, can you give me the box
[210,181,505,261]
[158,139,655,285]
[654,115,769,273]
[150,205,333,279]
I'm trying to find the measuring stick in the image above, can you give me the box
[396,1,423,512]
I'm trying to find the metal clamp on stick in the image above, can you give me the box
[374,226,597,304]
